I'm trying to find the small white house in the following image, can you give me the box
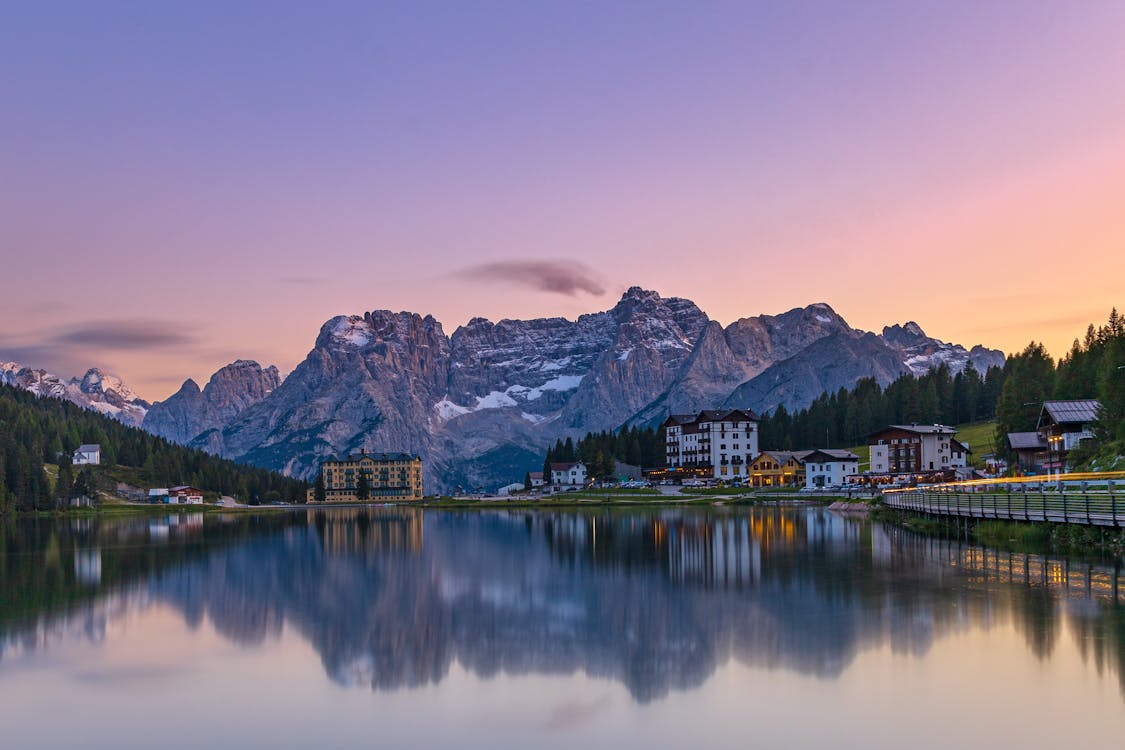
[804,449,860,488]
[73,444,101,466]
[497,482,525,496]
[167,486,204,505]
[550,462,587,486]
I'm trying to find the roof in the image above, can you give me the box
[803,449,859,462]
[758,450,814,464]
[1007,432,1046,450]
[335,451,421,463]
[550,462,582,471]
[168,486,203,493]
[76,444,100,452]
[867,424,956,440]
[698,408,760,422]
[665,409,760,426]
[950,439,972,453]
[1038,399,1101,428]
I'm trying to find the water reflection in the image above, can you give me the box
[0,507,1122,701]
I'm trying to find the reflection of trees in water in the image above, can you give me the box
[2,508,1123,700]
[878,524,1125,692]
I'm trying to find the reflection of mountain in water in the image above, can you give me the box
[2,508,1123,702]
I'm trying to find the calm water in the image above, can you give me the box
[1,507,1123,749]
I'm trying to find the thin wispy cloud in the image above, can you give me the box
[0,319,199,382]
[458,260,607,297]
[53,320,196,349]
[279,276,327,286]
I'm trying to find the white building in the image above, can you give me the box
[868,424,968,477]
[550,462,587,486]
[663,409,760,481]
[803,449,860,488]
[497,482,525,496]
[73,444,101,466]
[167,486,204,504]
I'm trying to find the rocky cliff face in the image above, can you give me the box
[1,362,149,425]
[881,322,1006,375]
[143,360,281,444]
[629,302,853,424]
[140,289,1005,492]
[202,311,453,484]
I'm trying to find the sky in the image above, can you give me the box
[2,1,1124,401]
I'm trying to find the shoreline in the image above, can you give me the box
[2,493,857,518]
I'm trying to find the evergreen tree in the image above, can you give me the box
[995,342,1055,456]
[1094,337,1125,443]
[55,460,74,504]
[314,472,326,503]
[356,472,370,501]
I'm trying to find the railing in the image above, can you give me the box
[883,473,1125,527]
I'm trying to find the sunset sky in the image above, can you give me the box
[2,1,1124,401]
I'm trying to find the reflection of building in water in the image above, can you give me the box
[664,511,803,586]
[73,547,102,586]
[146,513,205,542]
[879,525,1125,605]
[532,509,806,588]
[308,507,424,555]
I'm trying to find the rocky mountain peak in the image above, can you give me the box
[176,378,203,396]
[78,367,144,405]
[620,286,661,302]
[143,359,286,445]
[881,321,928,347]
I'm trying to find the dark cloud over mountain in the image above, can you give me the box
[459,260,606,296]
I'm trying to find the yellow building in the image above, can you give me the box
[748,450,811,487]
[307,451,423,502]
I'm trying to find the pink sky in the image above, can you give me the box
[2,2,1123,401]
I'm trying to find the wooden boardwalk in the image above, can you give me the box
[883,475,1125,527]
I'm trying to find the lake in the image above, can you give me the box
[1,506,1123,749]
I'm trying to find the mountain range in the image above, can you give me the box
[1,361,150,426]
[2,288,1004,491]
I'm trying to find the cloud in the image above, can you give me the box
[0,319,199,380]
[540,696,612,730]
[458,260,606,296]
[53,320,195,349]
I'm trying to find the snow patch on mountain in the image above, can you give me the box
[330,316,373,348]
[538,357,572,372]
[476,390,519,410]
[434,397,472,421]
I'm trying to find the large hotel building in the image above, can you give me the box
[308,451,424,502]
[663,409,761,481]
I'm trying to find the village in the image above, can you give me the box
[499,397,1103,498]
[60,398,1103,506]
